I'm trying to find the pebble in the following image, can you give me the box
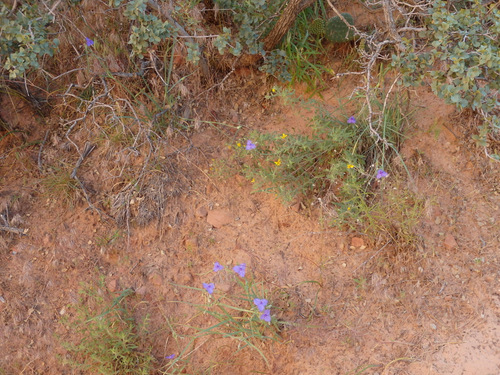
[106,278,119,293]
[195,206,208,218]
[351,237,364,247]
[443,233,458,250]
[207,209,233,228]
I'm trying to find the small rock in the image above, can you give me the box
[443,233,458,250]
[136,286,147,296]
[290,202,301,212]
[351,237,364,247]
[207,209,233,228]
[106,278,119,293]
[195,206,208,218]
[430,323,437,330]
[149,273,163,286]
[59,306,66,316]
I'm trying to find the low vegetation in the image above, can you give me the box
[1,0,498,372]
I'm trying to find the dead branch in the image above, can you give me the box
[70,142,95,179]
[0,225,26,235]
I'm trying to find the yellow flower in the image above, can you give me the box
[251,178,255,183]
[347,207,351,210]
[237,142,241,147]
[281,133,287,139]
[272,88,276,93]
[274,159,281,166]
[347,164,354,169]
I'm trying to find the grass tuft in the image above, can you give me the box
[59,282,154,375]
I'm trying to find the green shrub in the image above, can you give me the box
[393,0,499,154]
[111,0,177,58]
[213,0,285,55]
[0,3,59,78]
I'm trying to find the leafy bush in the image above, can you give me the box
[213,0,285,55]
[112,0,177,58]
[0,3,59,78]
[393,0,499,151]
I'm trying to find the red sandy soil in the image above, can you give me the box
[0,78,499,374]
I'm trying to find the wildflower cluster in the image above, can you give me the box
[234,114,391,204]
[229,104,405,235]
[202,261,273,323]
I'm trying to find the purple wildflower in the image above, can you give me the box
[347,116,356,124]
[213,262,224,272]
[202,282,215,295]
[165,354,176,360]
[85,37,94,47]
[233,263,246,278]
[245,140,256,150]
[260,309,271,323]
[253,298,268,312]
[375,169,389,179]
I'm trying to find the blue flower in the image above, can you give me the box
[260,309,271,322]
[347,116,356,124]
[165,354,176,360]
[85,37,94,47]
[253,298,268,312]
[203,282,215,294]
[245,140,256,150]
[375,169,389,179]
[213,262,224,272]
[233,263,246,278]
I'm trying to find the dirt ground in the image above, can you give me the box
[0,73,499,375]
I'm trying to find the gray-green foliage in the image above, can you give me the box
[259,49,291,82]
[213,0,298,80]
[213,0,285,55]
[0,3,59,78]
[325,13,355,42]
[113,0,177,58]
[393,0,499,146]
